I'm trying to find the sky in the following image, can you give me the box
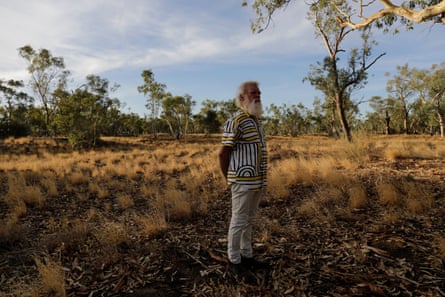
[1,0,443,117]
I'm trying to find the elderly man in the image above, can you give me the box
[218,81,268,273]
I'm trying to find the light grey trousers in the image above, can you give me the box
[227,184,262,264]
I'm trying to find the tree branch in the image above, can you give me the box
[337,0,445,29]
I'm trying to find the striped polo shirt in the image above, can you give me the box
[221,109,267,190]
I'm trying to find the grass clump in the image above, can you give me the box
[35,257,66,297]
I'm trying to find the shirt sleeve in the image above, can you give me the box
[221,118,238,147]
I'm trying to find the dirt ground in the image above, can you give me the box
[1,139,445,297]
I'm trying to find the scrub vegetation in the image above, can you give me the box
[1,134,444,296]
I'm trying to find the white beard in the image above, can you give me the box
[246,101,263,117]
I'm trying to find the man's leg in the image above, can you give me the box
[240,190,262,258]
[227,184,249,264]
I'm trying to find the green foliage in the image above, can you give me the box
[137,69,167,135]
[365,62,445,135]
[0,79,33,137]
[264,103,304,136]
[103,111,147,136]
[243,0,444,34]
[193,110,221,134]
[161,94,195,139]
[54,75,120,149]
[18,45,70,135]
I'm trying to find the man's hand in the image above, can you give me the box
[218,146,232,179]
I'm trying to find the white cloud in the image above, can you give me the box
[1,0,319,82]
[3,0,441,117]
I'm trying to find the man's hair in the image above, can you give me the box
[235,81,259,108]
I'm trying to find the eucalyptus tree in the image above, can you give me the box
[385,64,417,134]
[193,99,238,132]
[369,95,396,134]
[243,0,384,141]
[161,94,195,139]
[427,63,445,136]
[0,80,30,121]
[334,0,445,30]
[194,99,223,134]
[137,69,167,136]
[308,1,387,141]
[243,0,445,32]
[264,103,305,136]
[18,45,70,135]
[411,63,445,136]
[54,75,120,149]
[0,79,32,137]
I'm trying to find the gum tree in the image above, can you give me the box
[161,94,195,139]
[385,64,417,134]
[54,75,120,148]
[244,0,384,141]
[137,69,167,137]
[0,79,32,137]
[243,0,445,32]
[18,45,70,135]
[335,0,445,31]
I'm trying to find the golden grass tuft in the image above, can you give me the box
[35,257,66,297]
[348,184,368,209]
[117,194,134,209]
[403,181,434,215]
[4,174,45,216]
[0,214,27,244]
[68,171,90,185]
[297,198,321,219]
[267,164,290,199]
[41,177,59,198]
[94,221,129,246]
[162,188,192,219]
[134,211,167,237]
[376,181,401,207]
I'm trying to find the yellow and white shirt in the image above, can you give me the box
[221,109,267,190]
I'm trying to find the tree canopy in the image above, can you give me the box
[243,0,445,33]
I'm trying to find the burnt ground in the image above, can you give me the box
[1,153,445,296]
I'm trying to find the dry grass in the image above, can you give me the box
[35,257,66,297]
[4,173,45,217]
[1,134,444,295]
[348,184,368,209]
[376,181,401,207]
[403,181,434,215]
[134,211,168,236]
[117,193,134,209]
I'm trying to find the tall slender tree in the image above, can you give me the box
[18,45,70,135]
[385,64,416,134]
[137,69,166,137]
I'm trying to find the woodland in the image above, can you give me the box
[1,3,445,295]
[1,1,445,148]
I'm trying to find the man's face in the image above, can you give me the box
[241,84,263,117]
[242,84,261,105]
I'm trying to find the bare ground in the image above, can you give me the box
[1,141,445,297]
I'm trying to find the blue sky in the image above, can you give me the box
[1,0,443,117]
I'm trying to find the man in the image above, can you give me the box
[218,81,268,273]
